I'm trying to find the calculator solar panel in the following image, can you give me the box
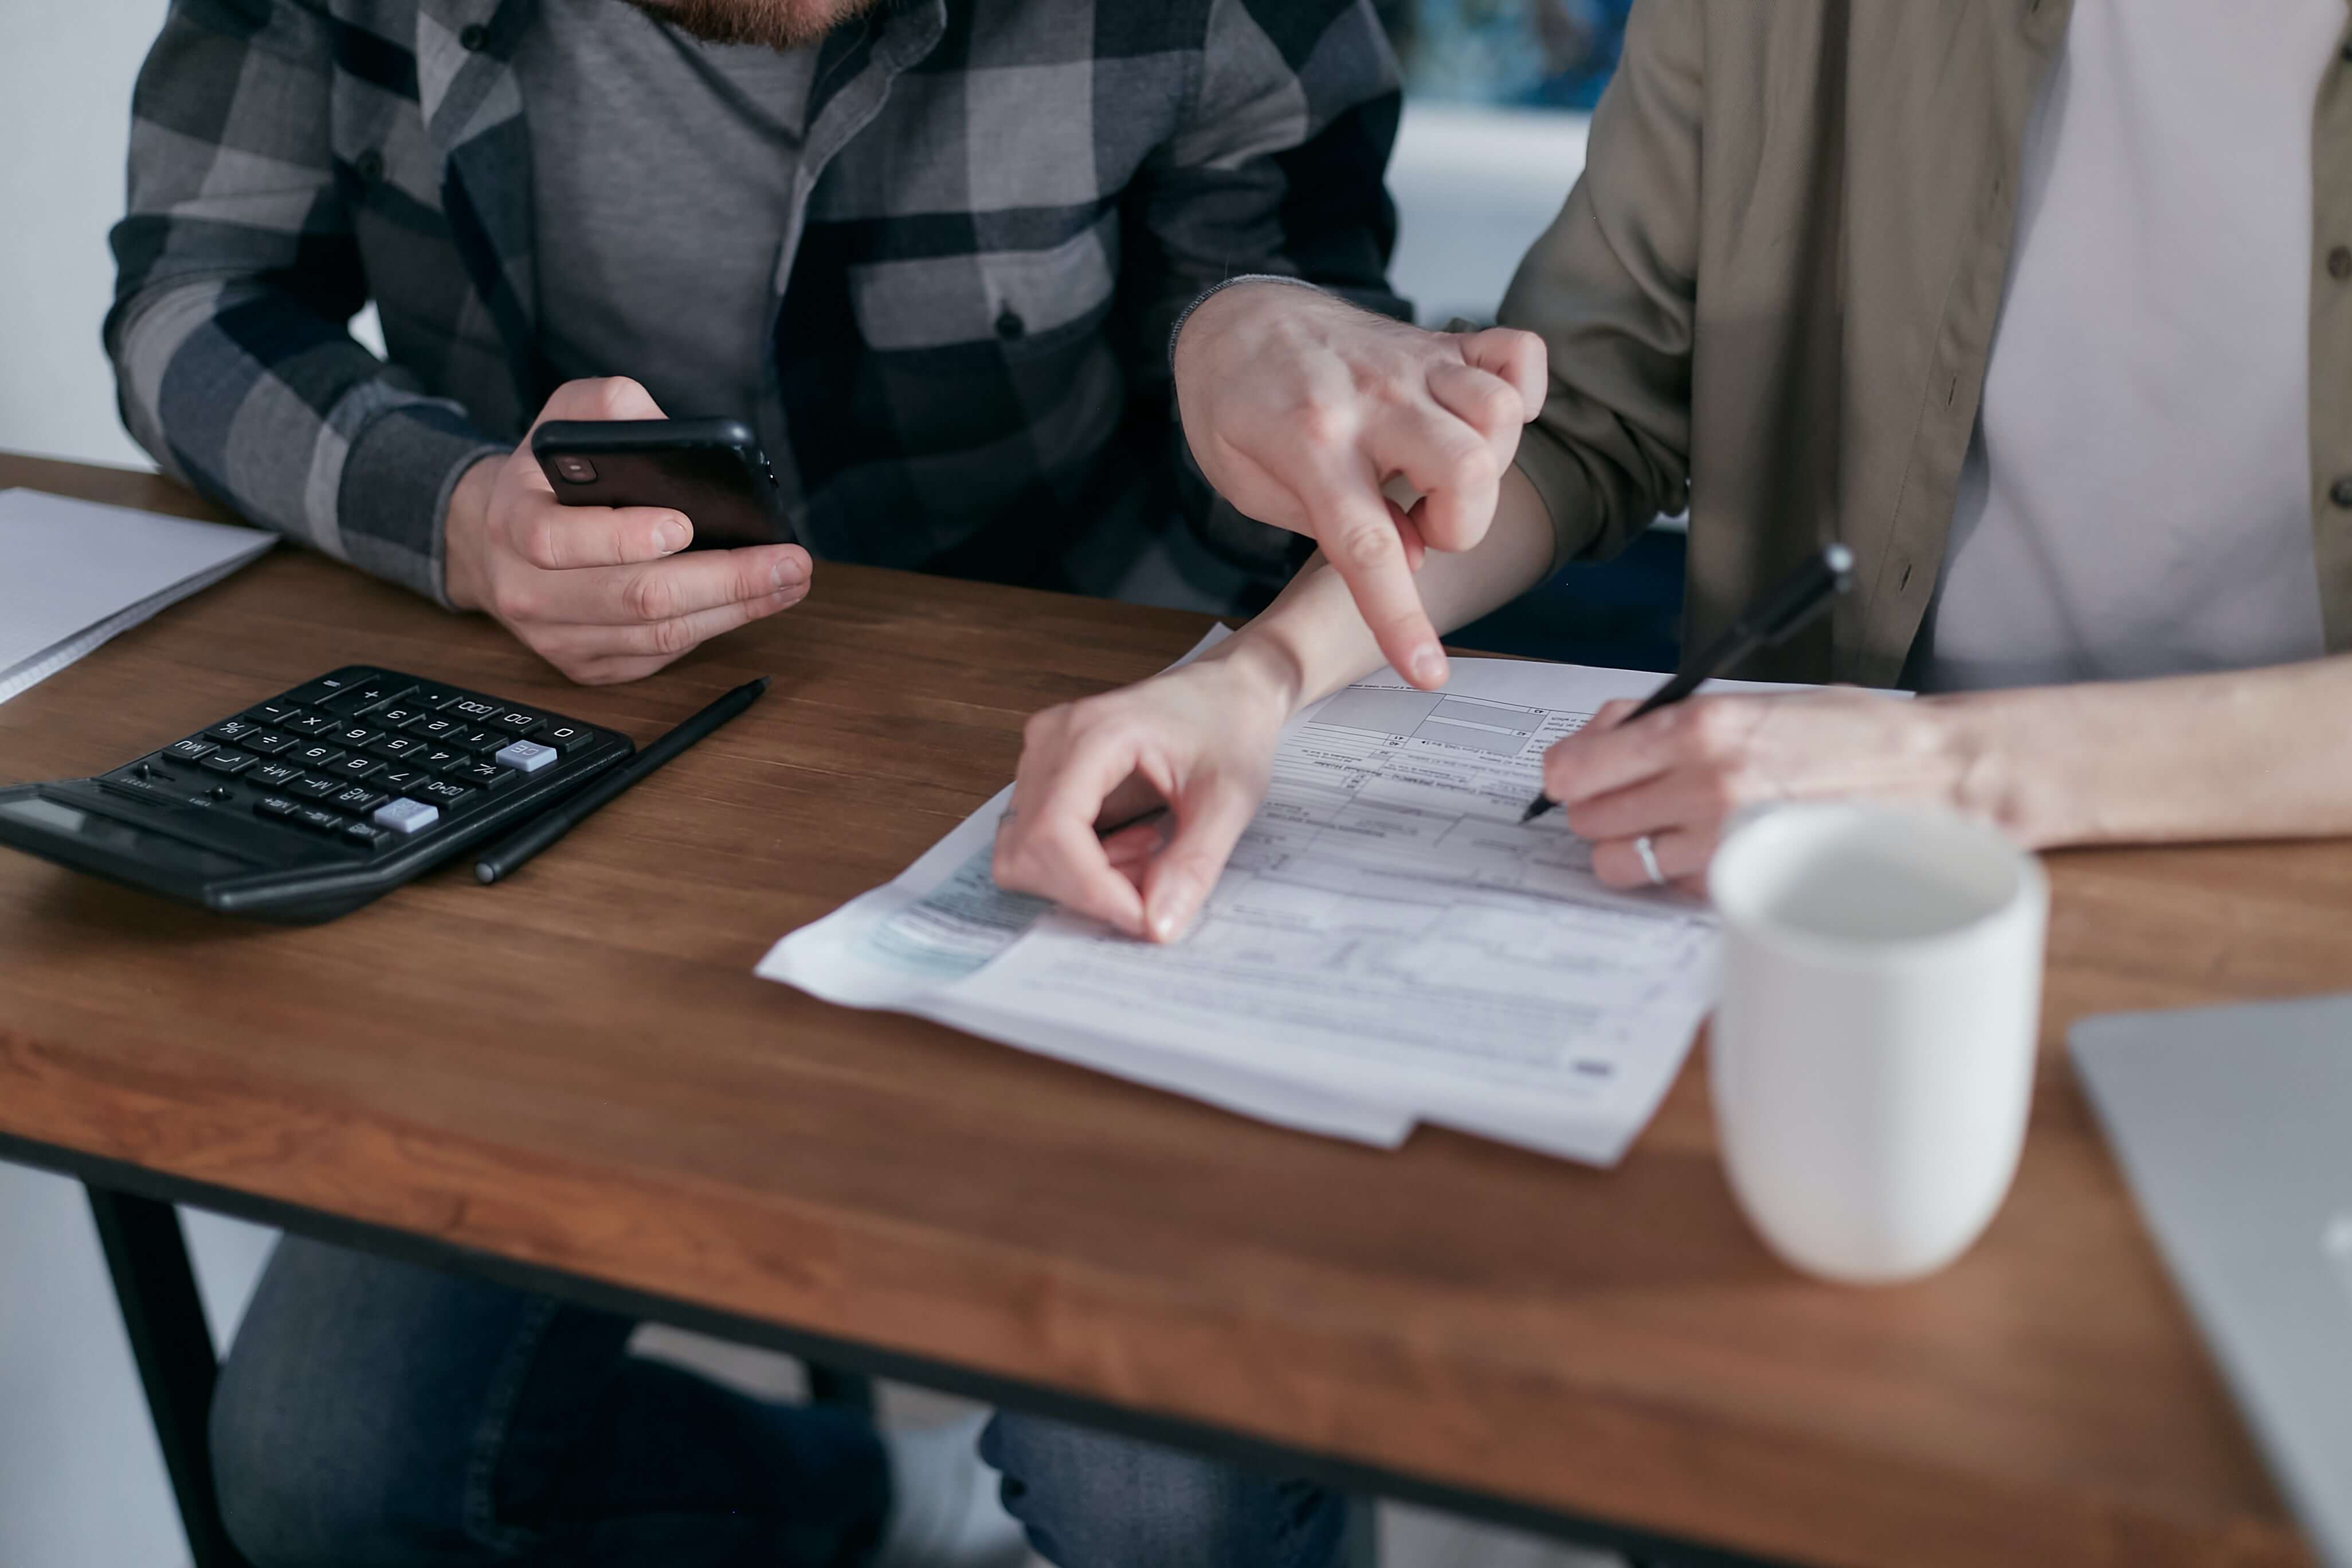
[0,667,632,923]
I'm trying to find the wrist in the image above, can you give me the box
[1203,630,1308,727]
[1170,276,1326,378]
[441,453,501,613]
[1924,691,2066,848]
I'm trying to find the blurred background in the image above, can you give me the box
[0,5,1666,1563]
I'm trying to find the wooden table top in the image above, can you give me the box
[0,452,2330,1568]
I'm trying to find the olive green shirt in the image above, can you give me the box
[1499,0,2352,687]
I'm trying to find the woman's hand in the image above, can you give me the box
[992,650,1297,942]
[1542,688,1987,891]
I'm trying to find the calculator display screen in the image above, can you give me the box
[0,795,261,879]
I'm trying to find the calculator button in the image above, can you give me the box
[322,680,415,716]
[285,712,339,736]
[329,785,386,812]
[411,716,466,743]
[249,761,305,789]
[253,795,300,822]
[373,797,440,836]
[288,743,346,770]
[327,755,385,782]
[373,704,432,731]
[455,761,518,790]
[292,805,350,834]
[241,729,299,756]
[205,718,260,745]
[492,739,557,774]
[163,738,217,765]
[413,777,475,809]
[243,699,301,724]
[342,822,397,853]
[198,749,257,776]
[457,727,513,754]
[407,684,471,709]
[289,775,344,801]
[441,696,501,723]
[371,765,428,793]
[486,707,546,736]
[367,735,429,762]
[536,722,595,755]
[283,672,375,706]
[328,724,383,750]
[416,745,471,774]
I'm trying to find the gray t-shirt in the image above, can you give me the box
[515,2,816,433]
[1919,0,2340,692]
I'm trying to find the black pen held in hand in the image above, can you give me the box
[475,676,770,884]
[1520,544,1855,825]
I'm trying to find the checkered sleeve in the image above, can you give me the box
[1146,0,1409,341]
[105,0,503,606]
[1142,0,1411,579]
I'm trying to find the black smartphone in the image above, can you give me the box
[532,418,789,550]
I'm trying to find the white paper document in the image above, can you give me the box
[0,489,275,705]
[760,631,1800,1163]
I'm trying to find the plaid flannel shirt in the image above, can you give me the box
[109,0,1408,607]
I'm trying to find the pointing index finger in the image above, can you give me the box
[1298,464,1449,690]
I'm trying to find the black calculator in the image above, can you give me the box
[0,667,633,923]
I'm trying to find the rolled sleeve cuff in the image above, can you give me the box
[1510,436,1609,577]
[336,402,505,610]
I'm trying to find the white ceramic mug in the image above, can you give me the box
[1706,802,2049,1284]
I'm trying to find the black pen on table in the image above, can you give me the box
[1520,544,1855,825]
[475,676,771,884]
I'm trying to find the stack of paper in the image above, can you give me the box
[0,488,274,706]
[760,630,1801,1163]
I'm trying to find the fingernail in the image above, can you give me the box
[1409,646,1448,687]
[657,518,689,552]
[1148,875,1198,942]
[771,559,801,591]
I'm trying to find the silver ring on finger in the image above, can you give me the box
[1633,833,1665,887]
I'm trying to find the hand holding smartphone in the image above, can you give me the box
[442,378,813,686]
[532,417,790,550]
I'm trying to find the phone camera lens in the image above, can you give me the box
[555,456,597,484]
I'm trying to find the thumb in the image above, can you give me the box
[1460,327,1547,423]
[1140,775,1260,943]
[532,375,670,430]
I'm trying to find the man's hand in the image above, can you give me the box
[1173,282,1546,690]
[444,377,812,684]
[1542,689,1986,891]
[992,650,1296,942]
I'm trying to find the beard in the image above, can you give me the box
[621,0,881,50]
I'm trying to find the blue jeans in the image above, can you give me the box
[982,1416,1346,1568]
[211,1240,1346,1568]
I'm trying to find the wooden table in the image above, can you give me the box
[0,452,2330,1568]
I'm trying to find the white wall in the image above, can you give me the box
[2,7,281,1567]
[2,4,164,470]
[1387,103,1587,327]
[0,10,1585,1563]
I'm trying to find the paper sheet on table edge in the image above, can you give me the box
[756,628,1416,1146]
[0,490,275,706]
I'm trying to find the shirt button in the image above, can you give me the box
[458,22,489,50]
[2331,247,2352,282]
[2333,477,2352,509]
[354,149,385,183]
[994,309,1026,340]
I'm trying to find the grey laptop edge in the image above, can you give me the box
[2072,993,2352,1568]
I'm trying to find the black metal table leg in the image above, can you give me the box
[804,1361,879,1417]
[84,1186,253,1568]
